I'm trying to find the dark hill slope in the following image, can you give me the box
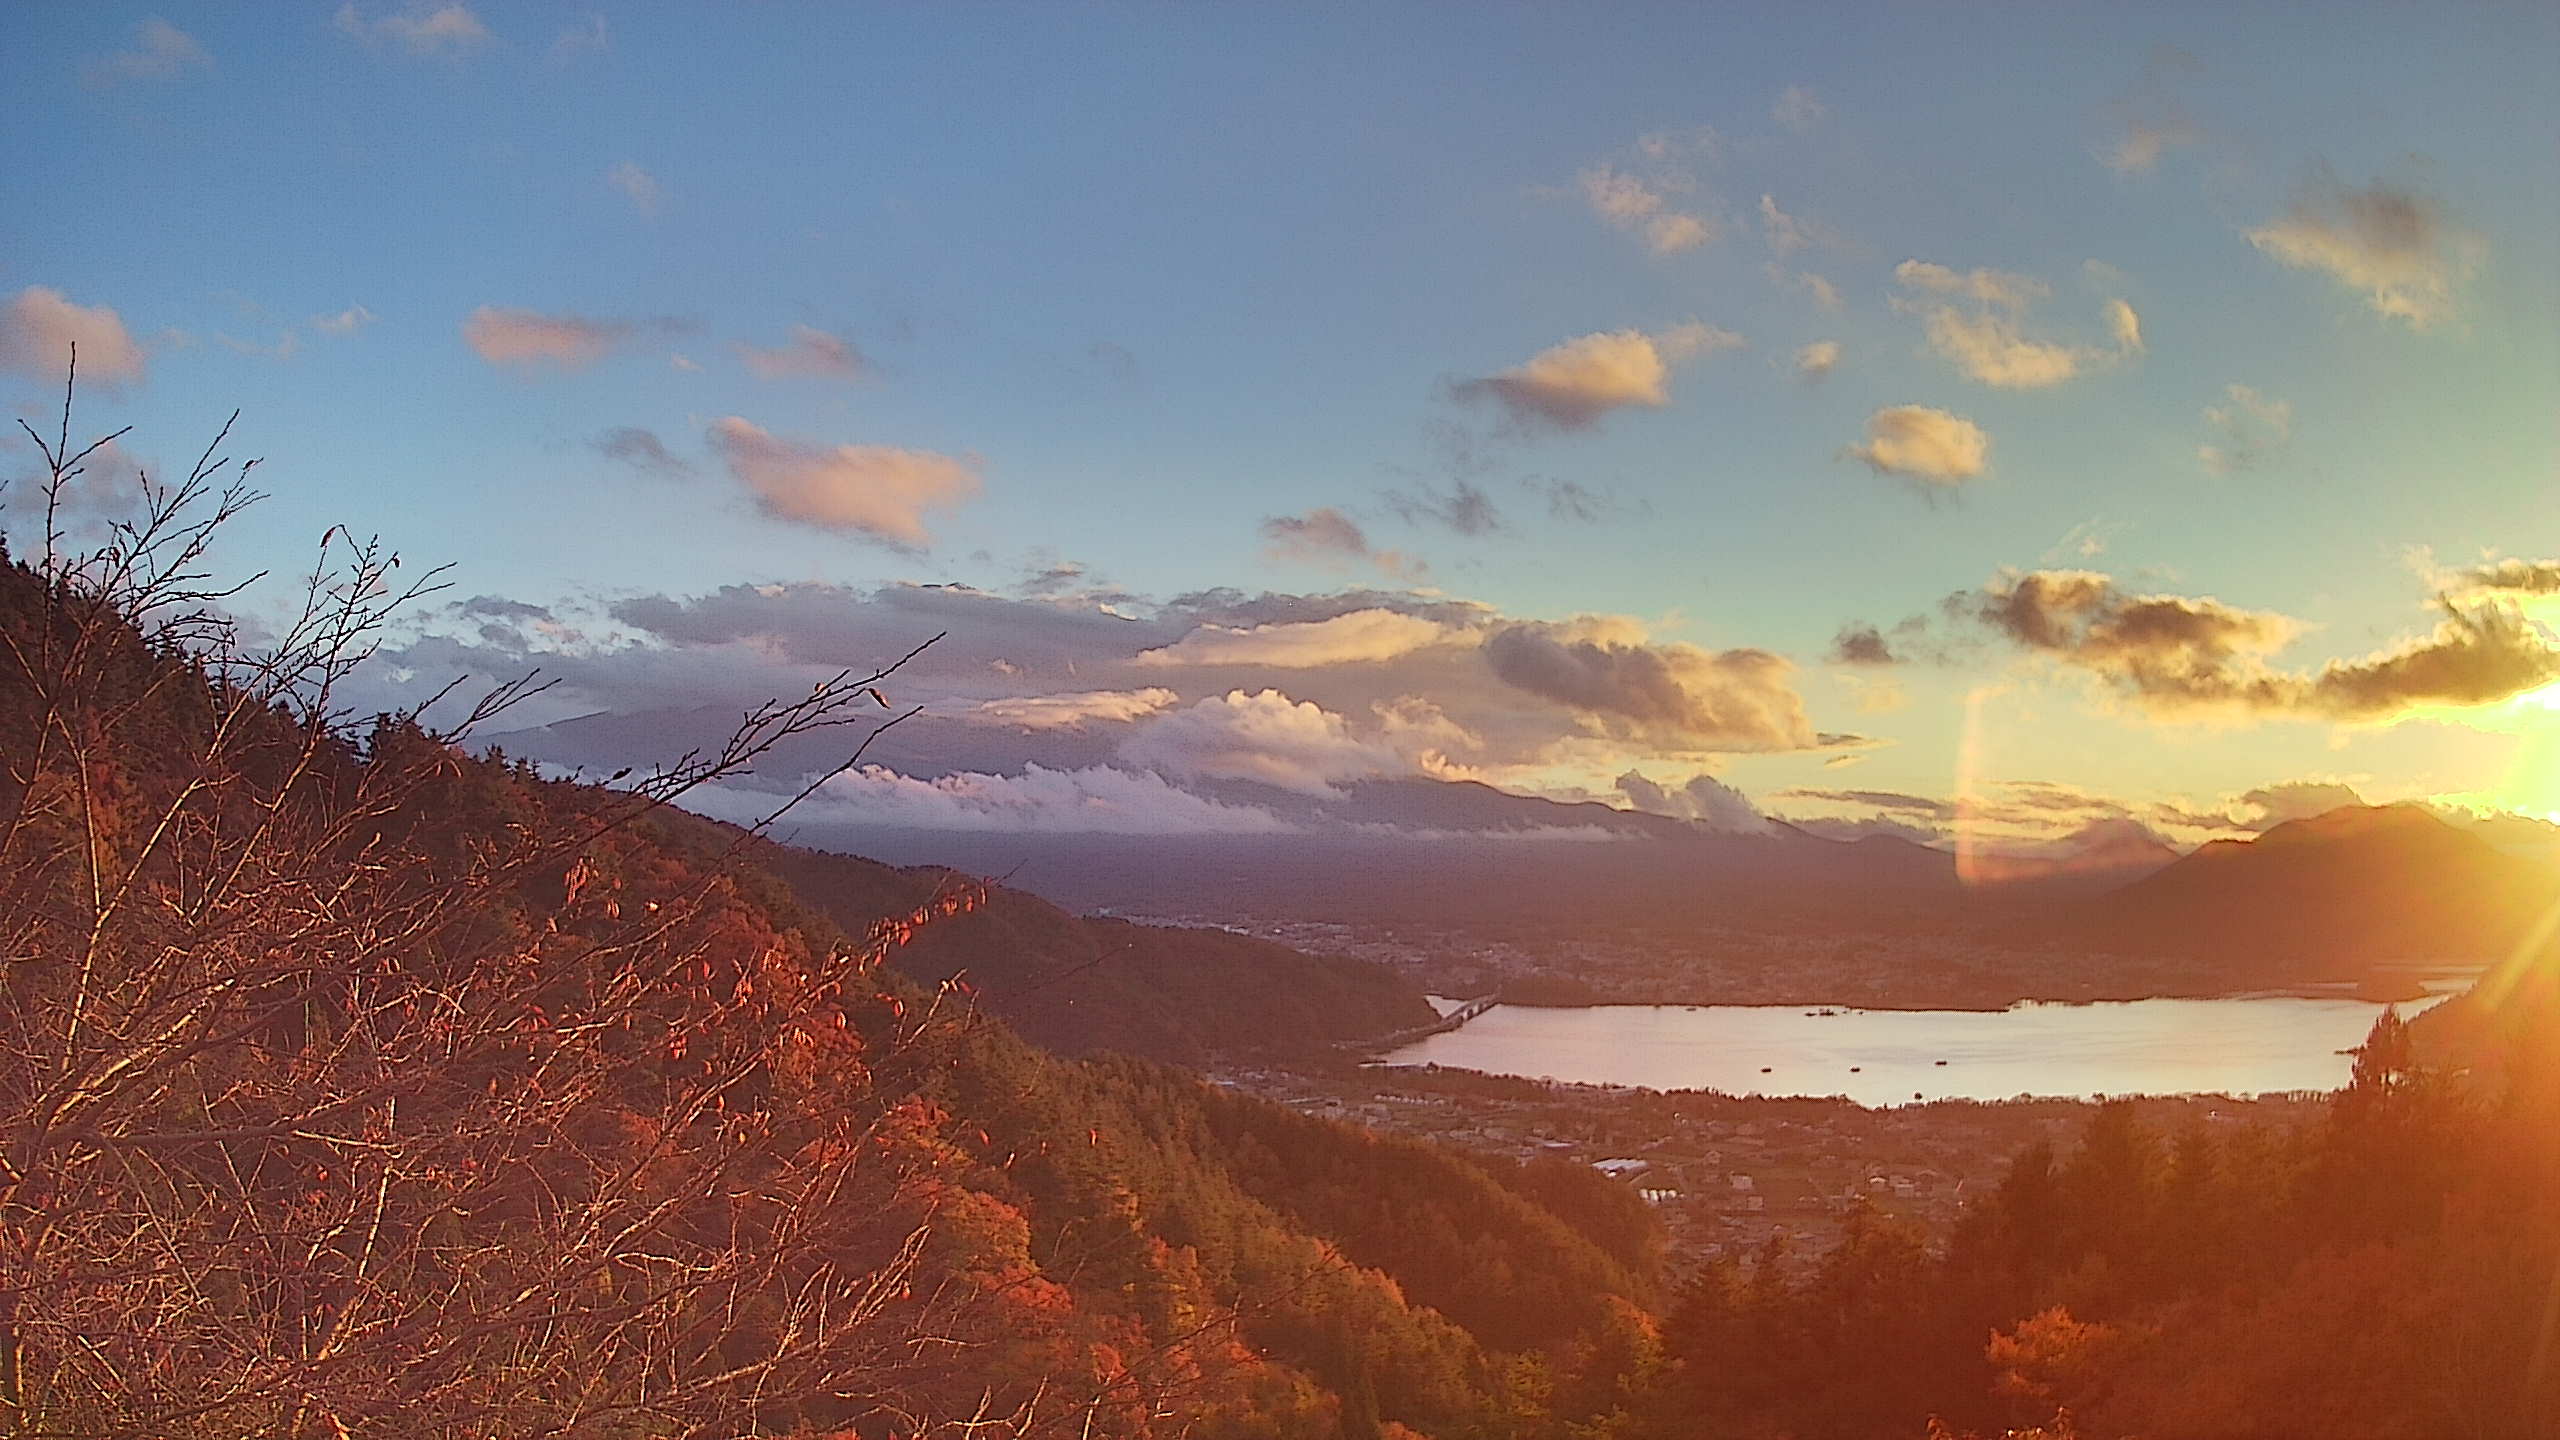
[748,840,1437,1062]
[2067,804,2560,978]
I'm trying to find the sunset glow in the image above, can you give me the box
[2,8,2556,1437]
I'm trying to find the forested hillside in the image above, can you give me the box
[759,842,1437,1063]
[0,476,1658,1437]
[1631,988,2560,1439]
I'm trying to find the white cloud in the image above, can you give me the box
[2197,384,2293,474]
[2247,175,2475,328]
[2104,298,2143,353]
[607,162,665,214]
[462,306,628,370]
[972,689,1179,729]
[0,287,147,389]
[1120,690,1405,795]
[310,304,377,337]
[335,3,491,56]
[1461,322,1740,430]
[705,416,979,548]
[1135,610,1451,669]
[1794,339,1841,382]
[83,18,211,86]
[1918,308,2085,388]
[809,763,1299,834]
[734,325,866,381]
[1844,406,1990,487]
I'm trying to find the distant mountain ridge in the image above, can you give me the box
[2064,804,2560,978]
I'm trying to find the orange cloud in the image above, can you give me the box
[462,307,629,370]
[705,416,979,547]
[734,324,865,381]
[1844,406,1990,487]
[1461,323,1740,430]
[0,287,147,389]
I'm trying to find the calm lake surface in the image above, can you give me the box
[1385,994,2451,1107]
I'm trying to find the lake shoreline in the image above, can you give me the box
[1382,992,2453,1107]
[1473,975,2460,1016]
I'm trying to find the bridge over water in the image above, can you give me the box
[1350,993,1498,1053]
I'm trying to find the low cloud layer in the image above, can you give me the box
[1616,769,1771,834]
[809,762,1300,834]
[1459,323,1741,430]
[706,417,978,547]
[2247,174,2475,328]
[1135,610,1449,669]
[975,689,1179,729]
[1119,689,1406,795]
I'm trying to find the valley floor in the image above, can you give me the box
[1212,1060,2328,1274]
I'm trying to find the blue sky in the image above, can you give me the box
[5,3,2557,843]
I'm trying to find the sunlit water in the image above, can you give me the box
[1383,994,2452,1106]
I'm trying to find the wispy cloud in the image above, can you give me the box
[1578,166,1715,254]
[310,304,377,337]
[734,325,866,382]
[1772,85,1827,134]
[462,306,629,371]
[607,162,665,214]
[334,3,491,56]
[1893,260,2141,388]
[2197,384,2292,474]
[82,18,211,87]
[592,426,696,480]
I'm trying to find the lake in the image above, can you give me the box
[1383,994,2453,1107]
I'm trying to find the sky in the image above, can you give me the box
[4,2,2558,850]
